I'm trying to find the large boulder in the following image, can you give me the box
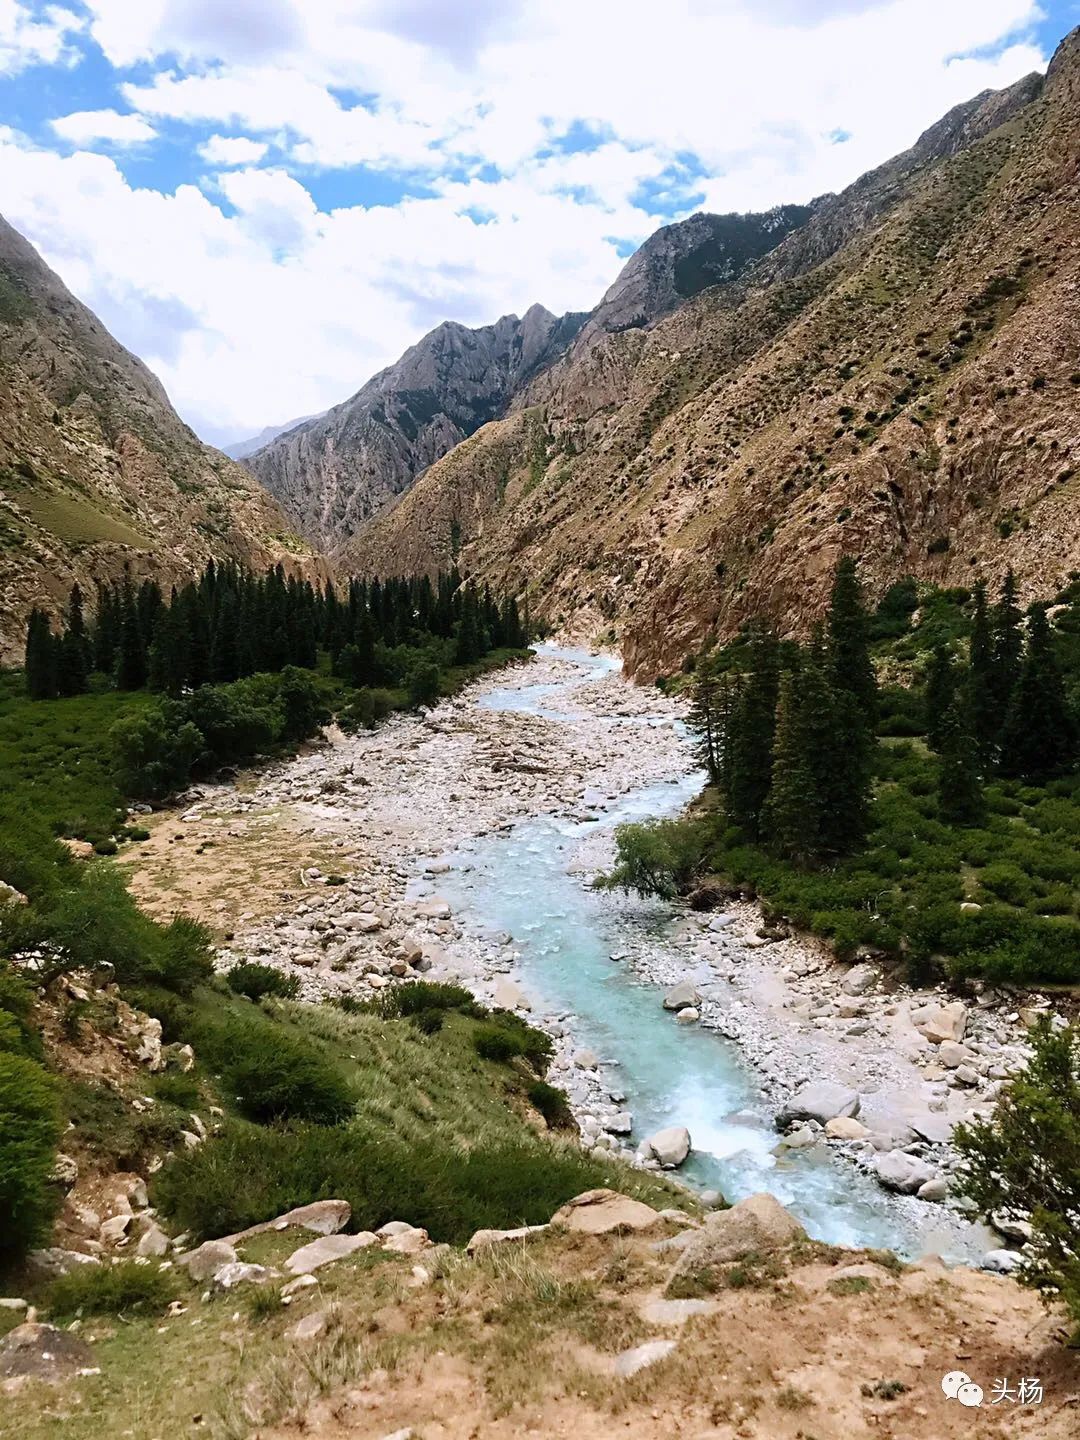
[224,1199,351,1245]
[641,1126,692,1168]
[912,1001,968,1044]
[211,1262,277,1290]
[284,1232,378,1275]
[662,981,699,1011]
[672,1194,805,1275]
[873,1151,937,1194]
[26,1248,99,1280]
[777,1082,860,1128]
[0,1324,96,1384]
[179,1240,238,1282]
[551,1189,662,1236]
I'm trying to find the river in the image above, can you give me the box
[438,644,990,1261]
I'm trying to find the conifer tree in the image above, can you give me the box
[455,586,482,665]
[116,586,147,690]
[999,605,1077,782]
[57,583,90,696]
[827,555,877,720]
[991,568,1023,715]
[209,587,241,683]
[25,608,58,699]
[967,579,997,766]
[726,624,779,839]
[93,583,119,675]
[763,667,821,863]
[924,642,957,752]
[688,661,723,784]
[147,599,188,696]
[937,696,984,826]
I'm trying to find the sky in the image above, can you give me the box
[0,2,1077,447]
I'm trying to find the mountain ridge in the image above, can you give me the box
[0,215,318,662]
[341,34,1080,678]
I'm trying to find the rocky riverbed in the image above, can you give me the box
[130,645,1064,1264]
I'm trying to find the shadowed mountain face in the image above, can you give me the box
[0,217,314,661]
[244,204,816,552]
[342,31,1080,678]
[243,305,589,550]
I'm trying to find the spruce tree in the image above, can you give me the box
[92,583,120,675]
[147,602,188,697]
[999,606,1077,782]
[56,584,90,696]
[967,580,997,766]
[991,568,1023,716]
[116,585,147,690]
[24,608,58,699]
[924,643,957,753]
[455,586,482,665]
[827,555,877,720]
[726,624,780,840]
[688,660,723,784]
[763,666,821,863]
[938,697,984,826]
[209,588,241,683]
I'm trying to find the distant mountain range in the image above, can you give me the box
[222,416,322,461]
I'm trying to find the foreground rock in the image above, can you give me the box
[285,1232,378,1275]
[466,1224,550,1254]
[672,1194,805,1275]
[551,1189,662,1235]
[0,1324,96,1385]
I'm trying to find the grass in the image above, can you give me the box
[5,479,150,549]
[147,993,684,1244]
[47,1261,178,1318]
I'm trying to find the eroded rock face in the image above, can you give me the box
[245,306,586,549]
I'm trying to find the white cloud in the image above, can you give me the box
[51,109,157,147]
[198,134,269,167]
[0,0,82,74]
[1,0,1056,442]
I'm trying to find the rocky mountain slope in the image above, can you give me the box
[246,207,813,552]
[244,305,588,548]
[0,217,315,663]
[345,30,1080,679]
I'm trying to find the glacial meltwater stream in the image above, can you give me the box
[443,645,987,1262]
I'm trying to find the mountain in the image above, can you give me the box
[343,30,1080,678]
[243,305,590,549]
[221,414,321,461]
[0,217,316,663]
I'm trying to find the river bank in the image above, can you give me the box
[123,645,1048,1262]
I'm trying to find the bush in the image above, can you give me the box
[954,1022,1080,1340]
[372,981,485,1021]
[153,1122,662,1246]
[111,703,203,801]
[0,1051,62,1257]
[409,1008,445,1035]
[151,1070,201,1110]
[978,862,1034,907]
[48,1260,177,1317]
[225,962,300,1002]
[406,660,442,710]
[194,1017,355,1125]
[338,689,394,732]
[474,1023,524,1064]
[527,1081,574,1129]
[29,867,214,994]
[597,817,707,900]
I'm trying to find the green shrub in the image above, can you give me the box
[338,688,394,732]
[597,817,707,899]
[955,1022,1080,1340]
[225,962,300,1002]
[527,1081,574,1130]
[474,1023,524,1064]
[0,1051,62,1257]
[152,1122,663,1246]
[194,1017,354,1125]
[48,1260,177,1317]
[111,703,203,801]
[150,1070,201,1110]
[93,838,118,856]
[409,1008,445,1035]
[978,862,1034,907]
[373,981,485,1021]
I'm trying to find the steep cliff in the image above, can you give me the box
[343,36,1080,678]
[0,216,315,662]
[244,305,587,548]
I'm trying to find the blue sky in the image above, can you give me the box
[0,1,1076,445]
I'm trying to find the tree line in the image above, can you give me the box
[690,561,1079,868]
[23,563,528,702]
